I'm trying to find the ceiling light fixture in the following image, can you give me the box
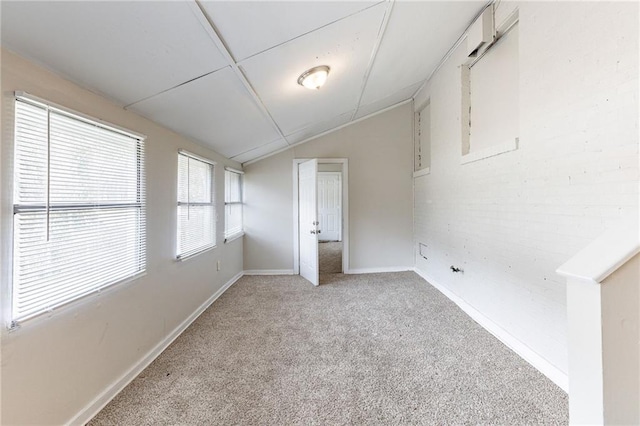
[297,65,330,90]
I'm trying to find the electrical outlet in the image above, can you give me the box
[216,260,221,271]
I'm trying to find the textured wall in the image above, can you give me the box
[0,49,244,425]
[413,1,638,375]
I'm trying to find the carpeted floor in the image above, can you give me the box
[319,241,342,274]
[90,272,568,425]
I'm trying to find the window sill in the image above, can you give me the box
[413,167,431,178]
[176,245,217,262]
[224,232,245,244]
[461,138,518,165]
[7,270,147,331]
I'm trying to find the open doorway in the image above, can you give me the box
[317,165,342,275]
[318,241,342,274]
[293,158,349,285]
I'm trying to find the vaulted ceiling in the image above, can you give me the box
[1,1,485,164]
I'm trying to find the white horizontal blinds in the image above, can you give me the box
[12,96,146,323]
[177,152,215,258]
[224,170,243,239]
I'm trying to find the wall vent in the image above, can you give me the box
[466,7,495,59]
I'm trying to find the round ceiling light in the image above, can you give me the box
[297,65,330,90]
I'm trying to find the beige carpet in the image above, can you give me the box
[90,272,568,425]
[319,241,342,274]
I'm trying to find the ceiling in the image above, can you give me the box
[1,1,486,165]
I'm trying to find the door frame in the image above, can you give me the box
[293,158,349,275]
[317,171,342,242]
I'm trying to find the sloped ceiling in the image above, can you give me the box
[1,0,486,165]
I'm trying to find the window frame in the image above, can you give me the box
[176,149,217,261]
[413,100,431,178]
[461,18,520,164]
[224,167,244,243]
[10,92,146,327]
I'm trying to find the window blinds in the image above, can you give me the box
[224,169,243,239]
[177,151,215,259]
[12,95,146,323]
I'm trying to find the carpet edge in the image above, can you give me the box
[413,267,569,392]
[68,271,245,426]
[244,269,295,275]
[345,266,414,274]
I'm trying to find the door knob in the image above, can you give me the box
[317,230,322,234]
[310,230,316,234]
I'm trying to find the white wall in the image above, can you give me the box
[413,0,638,378]
[0,49,244,425]
[318,163,342,173]
[243,103,414,273]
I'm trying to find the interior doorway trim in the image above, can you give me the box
[293,158,349,275]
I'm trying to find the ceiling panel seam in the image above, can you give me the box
[243,98,412,167]
[283,109,355,140]
[350,0,395,121]
[411,0,494,101]
[228,137,284,159]
[124,68,226,109]
[234,1,387,64]
[187,0,288,145]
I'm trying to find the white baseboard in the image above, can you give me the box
[68,271,245,425]
[244,269,294,275]
[414,267,569,392]
[345,266,414,274]
[67,266,567,425]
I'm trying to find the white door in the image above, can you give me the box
[317,172,341,242]
[298,159,319,286]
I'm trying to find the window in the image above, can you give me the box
[461,21,519,163]
[12,94,145,324]
[224,168,243,241]
[414,101,431,177]
[177,151,215,259]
